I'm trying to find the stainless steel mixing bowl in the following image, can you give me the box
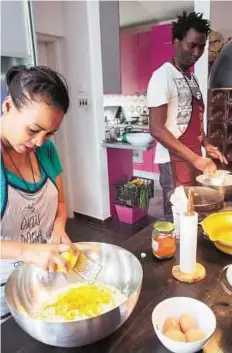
[5,242,143,347]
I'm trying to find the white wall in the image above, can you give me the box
[211,1,232,39]
[62,1,110,220]
[32,1,65,37]
[32,0,111,220]
[194,0,210,133]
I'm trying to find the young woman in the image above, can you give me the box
[1,66,78,321]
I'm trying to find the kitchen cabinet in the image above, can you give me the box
[120,30,152,95]
[121,25,174,95]
[120,23,194,96]
[138,31,152,93]
[151,24,173,72]
[1,1,34,59]
[133,142,159,173]
[120,31,139,95]
[133,150,154,172]
[99,1,122,94]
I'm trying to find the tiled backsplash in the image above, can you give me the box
[104,94,148,120]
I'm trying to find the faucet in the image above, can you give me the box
[124,125,134,134]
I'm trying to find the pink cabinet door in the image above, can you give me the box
[151,24,174,72]
[133,162,144,171]
[143,149,154,172]
[133,149,154,172]
[120,31,139,95]
[138,31,152,94]
[133,150,144,170]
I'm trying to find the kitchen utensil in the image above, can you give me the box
[43,237,102,284]
[168,187,224,215]
[129,116,140,124]
[220,264,232,295]
[196,170,232,199]
[201,211,232,243]
[5,242,143,347]
[214,241,232,255]
[152,297,216,353]
[71,251,102,284]
[126,132,153,146]
[104,106,122,122]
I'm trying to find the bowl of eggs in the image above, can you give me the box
[151,297,216,353]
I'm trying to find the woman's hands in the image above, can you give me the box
[21,242,79,272]
[50,224,72,244]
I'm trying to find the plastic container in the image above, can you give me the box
[115,204,148,224]
[116,177,154,208]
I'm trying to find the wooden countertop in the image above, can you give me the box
[2,225,232,353]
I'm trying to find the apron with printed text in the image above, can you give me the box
[1,162,58,321]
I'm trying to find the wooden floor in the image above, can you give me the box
[66,180,163,244]
[66,213,156,246]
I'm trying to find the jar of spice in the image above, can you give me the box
[152,221,176,259]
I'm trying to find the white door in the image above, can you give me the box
[37,42,48,66]
[36,39,73,217]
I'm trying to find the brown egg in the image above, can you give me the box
[185,328,205,342]
[164,329,186,342]
[179,314,197,333]
[163,317,181,333]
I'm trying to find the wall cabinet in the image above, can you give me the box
[120,24,173,95]
[1,1,34,58]
[151,24,173,72]
[120,31,139,95]
[99,1,122,94]
[120,30,152,95]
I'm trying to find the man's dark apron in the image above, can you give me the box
[160,66,204,216]
[170,94,204,186]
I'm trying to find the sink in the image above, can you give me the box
[126,133,154,146]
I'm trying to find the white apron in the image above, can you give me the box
[1,166,58,322]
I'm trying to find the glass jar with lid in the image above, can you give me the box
[152,221,176,259]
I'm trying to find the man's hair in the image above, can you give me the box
[172,11,211,42]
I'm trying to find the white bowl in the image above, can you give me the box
[151,297,216,353]
[126,133,154,146]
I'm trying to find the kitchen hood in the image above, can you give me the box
[209,41,232,89]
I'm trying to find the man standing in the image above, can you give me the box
[147,12,227,216]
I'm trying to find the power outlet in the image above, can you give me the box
[78,98,88,108]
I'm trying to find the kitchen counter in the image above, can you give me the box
[116,123,149,130]
[102,140,156,215]
[2,225,232,353]
[102,141,154,151]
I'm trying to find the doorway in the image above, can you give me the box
[36,34,73,217]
